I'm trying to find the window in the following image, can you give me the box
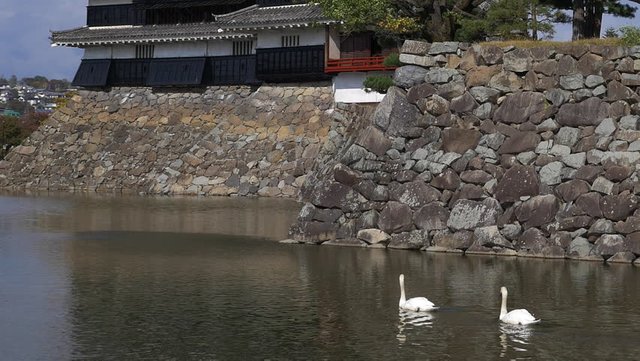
[281,35,300,48]
[135,44,155,59]
[232,40,254,56]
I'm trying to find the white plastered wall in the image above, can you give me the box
[256,28,325,49]
[154,42,207,58]
[333,71,390,103]
[83,46,112,59]
[112,45,135,58]
[206,40,234,56]
[88,0,133,5]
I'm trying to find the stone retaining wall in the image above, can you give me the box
[0,83,355,197]
[289,40,640,265]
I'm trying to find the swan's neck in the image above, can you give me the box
[399,279,406,307]
[500,292,508,320]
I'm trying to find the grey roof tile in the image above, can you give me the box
[51,3,334,47]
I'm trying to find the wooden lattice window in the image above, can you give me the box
[135,44,155,59]
[281,35,300,47]
[232,40,254,55]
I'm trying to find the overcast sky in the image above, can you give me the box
[0,0,638,81]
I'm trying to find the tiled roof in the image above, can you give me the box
[216,4,334,29]
[51,24,253,47]
[51,3,335,47]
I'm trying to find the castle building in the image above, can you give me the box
[51,0,396,102]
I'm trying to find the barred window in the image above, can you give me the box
[281,35,300,47]
[232,40,254,56]
[135,44,155,59]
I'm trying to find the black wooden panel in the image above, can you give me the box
[72,60,112,87]
[256,45,327,82]
[146,58,206,86]
[109,59,151,86]
[205,55,258,85]
[87,5,144,26]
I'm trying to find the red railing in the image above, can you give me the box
[325,56,397,73]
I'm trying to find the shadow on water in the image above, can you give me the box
[0,192,301,240]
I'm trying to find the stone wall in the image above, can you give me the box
[0,84,352,197]
[289,40,640,265]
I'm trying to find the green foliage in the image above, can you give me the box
[383,53,401,67]
[314,0,390,32]
[604,27,619,38]
[363,75,394,94]
[21,76,49,89]
[456,0,561,42]
[0,116,25,158]
[0,112,48,158]
[619,26,640,46]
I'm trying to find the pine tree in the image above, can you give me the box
[542,0,637,40]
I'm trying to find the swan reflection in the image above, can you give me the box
[396,309,434,344]
[499,323,533,358]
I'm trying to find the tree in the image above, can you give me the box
[456,0,567,42]
[21,76,49,90]
[47,79,71,92]
[392,0,488,42]
[0,116,24,158]
[8,75,17,87]
[542,0,637,40]
[314,0,390,32]
[314,0,489,42]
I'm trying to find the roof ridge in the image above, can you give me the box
[214,4,258,18]
[258,3,316,9]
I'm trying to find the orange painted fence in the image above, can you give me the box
[324,56,397,73]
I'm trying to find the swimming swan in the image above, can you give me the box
[499,286,540,325]
[398,274,438,312]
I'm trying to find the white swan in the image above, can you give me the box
[398,274,438,312]
[499,286,540,325]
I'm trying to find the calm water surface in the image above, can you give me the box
[0,193,639,360]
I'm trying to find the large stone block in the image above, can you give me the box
[576,192,604,218]
[497,131,540,154]
[600,192,638,221]
[442,128,482,154]
[474,225,514,249]
[556,97,610,126]
[309,180,352,208]
[355,126,392,157]
[357,229,391,244]
[493,92,547,124]
[594,234,626,258]
[378,201,414,233]
[372,87,421,136]
[494,165,540,203]
[394,65,430,89]
[515,227,550,253]
[503,49,533,72]
[414,203,450,231]
[555,179,590,202]
[515,194,560,228]
[401,40,430,55]
[447,198,502,231]
[389,181,441,209]
[388,230,430,250]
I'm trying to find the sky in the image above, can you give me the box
[0,1,639,81]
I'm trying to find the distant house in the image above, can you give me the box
[50,0,396,102]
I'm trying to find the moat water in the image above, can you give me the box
[0,193,639,360]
